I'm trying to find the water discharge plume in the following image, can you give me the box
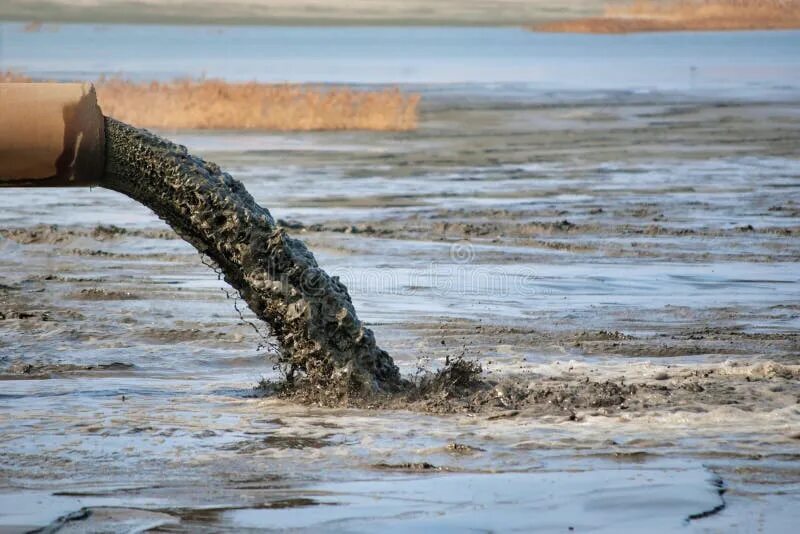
[102,118,402,399]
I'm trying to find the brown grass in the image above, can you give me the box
[536,0,800,33]
[1,72,420,131]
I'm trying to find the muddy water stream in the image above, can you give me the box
[1,95,799,530]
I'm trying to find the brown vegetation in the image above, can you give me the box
[536,0,800,33]
[97,78,420,132]
[1,72,420,131]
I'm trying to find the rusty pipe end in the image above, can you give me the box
[0,82,105,187]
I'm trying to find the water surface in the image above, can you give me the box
[3,24,800,99]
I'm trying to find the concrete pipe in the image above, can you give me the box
[0,83,105,187]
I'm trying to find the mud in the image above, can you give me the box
[0,224,175,244]
[101,118,401,398]
[286,347,800,418]
[1,360,133,379]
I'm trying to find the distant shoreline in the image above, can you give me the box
[535,0,800,34]
[3,0,800,34]
[535,18,800,34]
[4,18,800,34]
[0,0,598,27]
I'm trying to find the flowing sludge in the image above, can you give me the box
[102,118,402,400]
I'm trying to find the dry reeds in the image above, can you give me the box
[2,72,420,131]
[537,0,800,33]
[97,78,420,131]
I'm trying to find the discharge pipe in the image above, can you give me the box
[0,83,105,187]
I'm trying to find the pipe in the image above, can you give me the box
[0,83,105,187]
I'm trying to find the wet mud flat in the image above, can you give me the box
[1,95,799,531]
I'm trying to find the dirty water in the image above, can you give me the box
[2,53,800,533]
